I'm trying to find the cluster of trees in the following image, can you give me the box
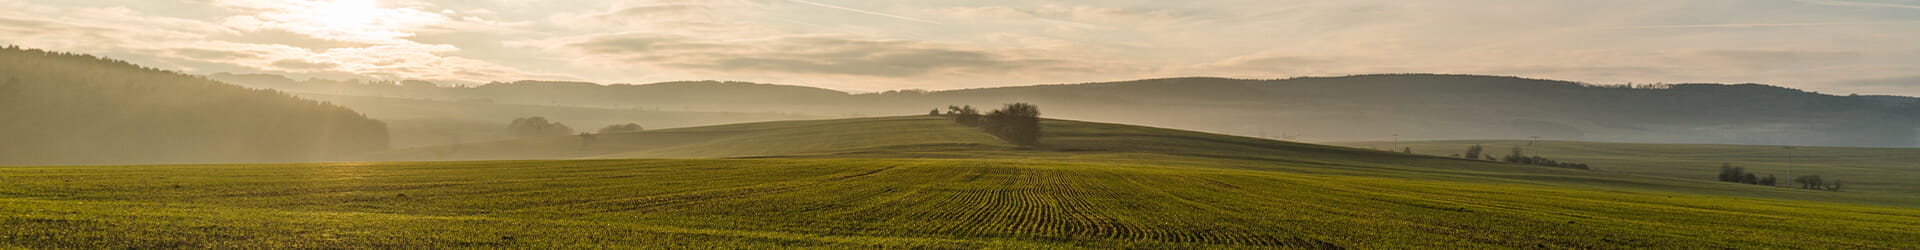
[1716,164,1778,186]
[937,103,1042,145]
[510,118,650,137]
[1501,147,1591,170]
[1715,164,1843,191]
[0,46,390,165]
[599,123,645,134]
[1461,144,1488,160]
[507,117,575,137]
[940,105,984,127]
[1453,145,1590,170]
[1793,175,1843,191]
[580,123,643,149]
[504,118,647,149]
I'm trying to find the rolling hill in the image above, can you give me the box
[4,115,1917,248]
[0,46,389,166]
[370,115,1920,207]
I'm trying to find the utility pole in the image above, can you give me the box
[1392,133,1400,151]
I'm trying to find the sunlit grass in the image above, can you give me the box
[3,158,1917,248]
[4,117,1918,248]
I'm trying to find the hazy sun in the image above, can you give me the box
[309,0,381,28]
[253,0,442,44]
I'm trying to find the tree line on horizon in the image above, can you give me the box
[507,117,576,138]
[505,117,647,138]
[935,103,1042,146]
[430,116,648,158]
[1453,144,1591,170]
[1717,164,1842,191]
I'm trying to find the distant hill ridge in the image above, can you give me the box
[214,74,1920,148]
[216,73,1901,105]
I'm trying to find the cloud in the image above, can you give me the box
[1171,51,1391,80]
[1836,75,1920,87]
[1826,74,1920,96]
[1199,53,1337,71]
[171,48,262,60]
[602,4,702,18]
[1175,47,1868,86]
[1611,22,1897,29]
[4,0,547,84]
[1796,0,1920,10]
[940,4,1200,31]
[1482,65,1674,80]
[1688,49,1862,66]
[787,0,938,24]
[271,58,340,70]
[215,0,450,44]
[556,33,1080,77]
[215,28,372,50]
[0,16,61,30]
[548,0,774,35]
[0,16,125,46]
[11,0,549,83]
[0,4,229,50]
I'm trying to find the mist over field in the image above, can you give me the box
[209,73,1920,151]
[3,0,1919,248]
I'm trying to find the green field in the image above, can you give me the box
[5,117,1918,248]
[1331,140,1920,197]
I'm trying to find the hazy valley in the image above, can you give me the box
[4,0,1920,247]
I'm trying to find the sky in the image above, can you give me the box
[2,0,1919,94]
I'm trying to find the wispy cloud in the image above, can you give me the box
[786,0,939,24]
[1609,22,1911,29]
[1796,0,1920,10]
[550,33,1083,77]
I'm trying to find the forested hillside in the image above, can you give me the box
[0,46,388,165]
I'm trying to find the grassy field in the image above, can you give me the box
[5,117,1919,248]
[1330,140,1920,196]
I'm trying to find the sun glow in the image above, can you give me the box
[230,0,447,44]
[204,0,502,79]
[308,0,383,34]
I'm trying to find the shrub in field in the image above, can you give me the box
[982,103,1042,146]
[1793,175,1842,191]
[1463,144,1484,159]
